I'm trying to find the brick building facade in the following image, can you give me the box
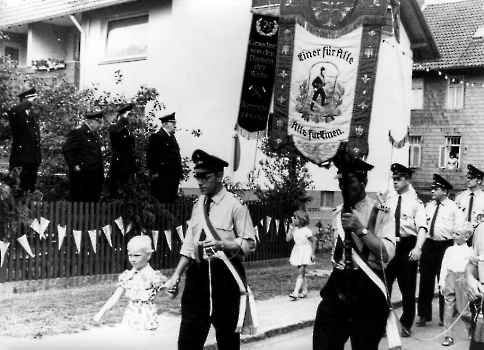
[410,0,484,201]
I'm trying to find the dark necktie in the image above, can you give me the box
[198,197,213,259]
[429,202,440,237]
[395,195,402,237]
[467,193,474,222]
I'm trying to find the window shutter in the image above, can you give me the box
[439,146,446,169]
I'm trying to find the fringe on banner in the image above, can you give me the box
[386,309,402,350]
[475,298,484,343]
[388,127,410,149]
[294,15,386,39]
[235,124,267,140]
[236,285,258,335]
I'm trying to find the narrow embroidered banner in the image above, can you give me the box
[236,13,279,139]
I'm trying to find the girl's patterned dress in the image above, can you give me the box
[118,265,167,330]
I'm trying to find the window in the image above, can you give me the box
[439,136,461,170]
[320,191,334,208]
[446,76,464,109]
[5,46,19,63]
[411,78,424,109]
[104,14,148,61]
[409,136,421,168]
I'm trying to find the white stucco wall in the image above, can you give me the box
[79,0,415,193]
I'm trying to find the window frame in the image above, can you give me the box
[411,78,424,110]
[102,13,149,64]
[439,136,461,170]
[320,191,334,208]
[446,76,464,110]
[408,136,421,168]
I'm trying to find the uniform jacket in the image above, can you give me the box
[62,123,103,171]
[8,100,41,165]
[425,198,465,241]
[146,128,182,179]
[109,117,136,173]
[180,187,257,260]
[455,188,484,226]
[384,191,427,237]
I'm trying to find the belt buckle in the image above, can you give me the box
[395,237,401,242]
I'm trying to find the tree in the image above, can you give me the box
[254,137,313,214]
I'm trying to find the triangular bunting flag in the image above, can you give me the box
[266,216,272,234]
[0,241,10,267]
[164,230,172,251]
[102,225,113,247]
[115,216,125,235]
[141,228,146,235]
[30,218,45,239]
[57,225,66,250]
[176,225,184,243]
[73,230,82,253]
[17,234,34,257]
[126,222,132,234]
[88,230,97,253]
[275,219,280,235]
[152,230,159,251]
[254,226,260,242]
[40,217,50,238]
[259,219,264,227]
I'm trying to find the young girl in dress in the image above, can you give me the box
[286,210,317,300]
[93,235,167,330]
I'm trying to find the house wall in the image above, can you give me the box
[75,0,415,209]
[29,23,69,62]
[0,31,28,66]
[410,68,484,198]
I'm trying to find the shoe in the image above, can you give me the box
[415,317,430,327]
[442,337,453,346]
[298,293,307,298]
[289,294,297,301]
[469,328,474,339]
[401,328,412,338]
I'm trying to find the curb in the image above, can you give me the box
[202,292,439,349]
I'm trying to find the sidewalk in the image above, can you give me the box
[0,270,420,350]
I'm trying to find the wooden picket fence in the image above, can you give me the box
[0,201,291,283]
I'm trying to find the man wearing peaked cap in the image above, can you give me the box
[455,164,484,232]
[313,151,397,349]
[165,149,257,350]
[146,111,182,202]
[62,110,104,202]
[416,173,465,328]
[8,86,41,197]
[384,163,426,337]
[108,103,136,197]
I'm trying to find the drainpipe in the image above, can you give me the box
[69,14,86,89]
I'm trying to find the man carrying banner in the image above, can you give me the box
[313,151,396,350]
[165,149,257,350]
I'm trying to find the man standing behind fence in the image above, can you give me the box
[164,149,257,350]
[62,111,104,202]
[146,112,183,203]
[8,86,41,197]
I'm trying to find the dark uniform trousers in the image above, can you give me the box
[418,239,454,322]
[179,259,244,350]
[385,236,418,329]
[9,161,38,195]
[313,268,389,350]
[69,167,103,203]
[470,298,484,350]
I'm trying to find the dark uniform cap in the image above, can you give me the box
[334,157,374,179]
[84,111,104,120]
[467,164,484,179]
[431,173,453,190]
[192,149,228,174]
[17,87,36,98]
[391,163,414,178]
[115,103,133,114]
[159,112,176,123]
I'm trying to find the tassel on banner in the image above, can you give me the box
[103,225,113,247]
[73,230,82,253]
[152,230,159,251]
[88,230,97,253]
[164,230,172,251]
[57,225,66,250]
[176,225,184,243]
[40,217,50,238]
[17,234,34,257]
[30,218,45,240]
[388,127,410,149]
[386,310,402,350]
[0,241,10,267]
[115,216,125,235]
[475,298,484,342]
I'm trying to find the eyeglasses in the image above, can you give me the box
[193,173,215,181]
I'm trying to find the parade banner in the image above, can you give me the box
[270,1,388,164]
[236,13,279,139]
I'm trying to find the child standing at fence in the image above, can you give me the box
[439,228,473,346]
[93,235,167,330]
[286,210,317,300]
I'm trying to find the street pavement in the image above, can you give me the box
[0,269,472,350]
